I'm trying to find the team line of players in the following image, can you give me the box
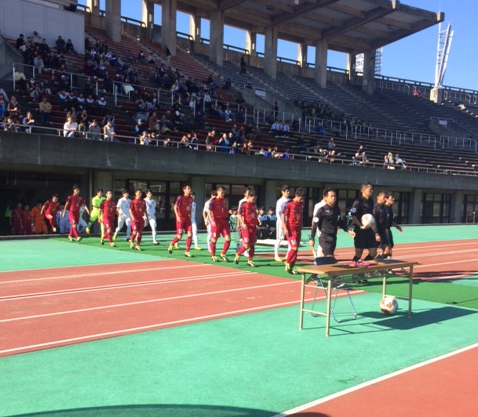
[41,183,402,271]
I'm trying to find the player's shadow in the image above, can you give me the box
[7,404,330,417]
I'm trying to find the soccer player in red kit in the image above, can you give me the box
[62,185,89,242]
[22,204,32,235]
[281,187,306,274]
[234,190,259,267]
[207,185,231,262]
[41,194,60,232]
[168,184,194,257]
[10,203,23,235]
[129,189,147,251]
[99,190,116,247]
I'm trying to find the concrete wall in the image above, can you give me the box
[0,35,23,79]
[1,132,478,193]
[0,0,85,54]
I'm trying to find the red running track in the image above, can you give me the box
[0,259,330,357]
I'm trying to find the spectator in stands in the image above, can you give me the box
[137,50,146,64]
[240,54,247,75]
[314,122,326,135]
[103,120,116,142]
[384,152,394,169]
[14,68,27,91]
[328,138,336,151]
[0,84,9,102]
[65,39,77,55]
[39,96,52,126]
[38,80,52,98]
[283,122,290,135]
[16,34,25,50]
[39,38,51,57]
[224,77,232,90]
[138,130,150,146]
[124,50,133,64]
[32,31,42,46]
[394,154,407,169]
[96,96,107,117]
[64,116,77,137]
[88,119,101,140]
[33,52,45,74]
[56,36,66,53]
[0,95,7,119]
[79,109,89,126]
[269,120,282,133]
[22,112,35,133]
[7,96,21,119]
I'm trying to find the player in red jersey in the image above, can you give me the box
[22,204,32,235]
[62,185,89,242]
[129,189,147,251]
[41,194,60,233]
[10,202,23,235]
[207,185,231,262]
[234,190,259,267]
[281,187,306,274]
[99,190,117,247]
[168,184,194,257]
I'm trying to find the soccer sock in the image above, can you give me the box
[71,227,79,239]
[100,223,105,236]
[236,246,247,256]
[105,231,112,243]
[248,247,255,261]
[209,241,216,256]
[274,239,281,257]
[171,236,179,246]
[87,221,93,229]
[185,236,192,252]
[222,240,230,255]
[130,231,136,243]
[136,234,142,245]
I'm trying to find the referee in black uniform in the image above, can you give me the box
[350,183,381,263]
[309,188,353,259]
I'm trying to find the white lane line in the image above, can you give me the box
[0,280,300,323]
[0,271,256,301]
[270,343,478,417]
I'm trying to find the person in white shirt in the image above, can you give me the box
[309,196,327,258]
[274,184,291,262]
[191,192,201,250]
[113,189,131,241]
[144,189,159,245]
[63,117,77,137]
[202,190,217,253]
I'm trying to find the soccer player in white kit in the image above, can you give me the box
[202,189,217,253]
[113,189,131,241]
[274,184,291,262]
[145,189,159,245]
[191,192,201,250]
[309,195,327,258]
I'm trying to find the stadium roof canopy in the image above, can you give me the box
[177,0,444,54]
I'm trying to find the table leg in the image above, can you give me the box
[325,278,332,337]
[299,273,306,329]
[382,275,387,298]
[408,266,413,318]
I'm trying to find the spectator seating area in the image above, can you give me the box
[3,23,478,176]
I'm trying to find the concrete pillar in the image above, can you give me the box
[264,180,279,213]
[190,14,201,41]
[191,176,206,228]
[409,189,422,224]
[105,0,121,43]
[264,26,278,79]
[246,30,256,56]
[450,191,464,223]
[362,49,376,95]
[346,52,356,82]
[430,87,443,104]
[298,43,307,68]
[87,0,100,16]
[209,9,224,66]
[162,0,177,56]
[314,39,328,88]
[142,0,154,38]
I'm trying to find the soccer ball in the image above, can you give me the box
[380,296,398,315]
[361,213,375,229]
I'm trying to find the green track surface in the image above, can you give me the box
[1,225,478,416]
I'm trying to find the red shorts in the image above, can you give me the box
[286,228,301,250]
[102,216,114,231]
[131,217,145,233]
[176,217,192,234]
[240,226,257,245]
[68,211,80,227]
[212,219,230,239]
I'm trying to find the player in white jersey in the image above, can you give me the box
[202,189,217,253]
[274,184,291,262]
[191,192,201,250]
[145,189,159,245]
[113,189,131,241]
[309,196,327,258]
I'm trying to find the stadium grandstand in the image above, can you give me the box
[1,0,478,236]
